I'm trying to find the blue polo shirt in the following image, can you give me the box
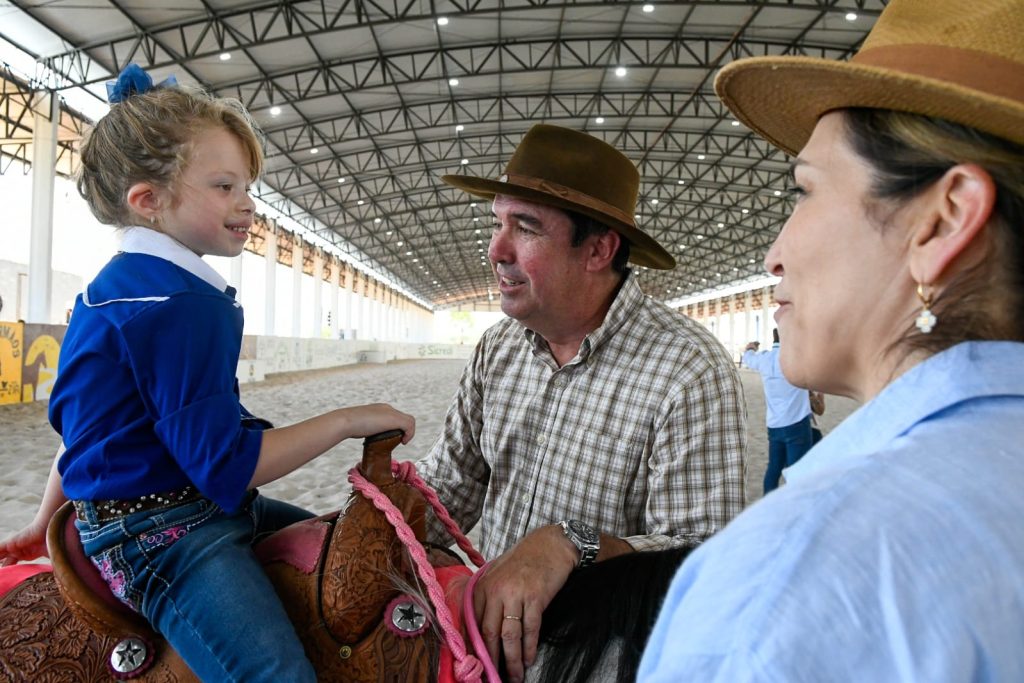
[50,228,261,513]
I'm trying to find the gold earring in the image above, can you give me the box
[915,283,937,334]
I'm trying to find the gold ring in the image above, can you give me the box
[503,615,521,621]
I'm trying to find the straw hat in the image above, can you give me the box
[714,0,1024,156]
[442,124,675,270]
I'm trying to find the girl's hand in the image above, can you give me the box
[341,403,416,444]
[0,519,50,566]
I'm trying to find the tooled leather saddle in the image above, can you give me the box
[0,430,446,682]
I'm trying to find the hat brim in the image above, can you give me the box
[442,174,676,270]
[715,56,1024,157]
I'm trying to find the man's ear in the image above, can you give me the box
[584,229,621,272]
[909,163,996,286]
[125,182,164,224]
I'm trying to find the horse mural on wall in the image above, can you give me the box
[0,431,687,682]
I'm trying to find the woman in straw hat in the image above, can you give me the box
[639,0,1024,680]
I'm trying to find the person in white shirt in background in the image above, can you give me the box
[742,328,812,494]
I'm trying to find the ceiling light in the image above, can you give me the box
[615,66,627,78]
[397,241,403,246]
[470,202,477,208]
[475,229,481,233]
[456,124,464,132]
[477,240,483,244]
[741,208,749,214]
[642,4,654,12]
[473,217,480,221]
[731,120,740,126]
[413,258,419,262]
[697,235,704,240]
[219,52,231,61]
[717,222,724,227]
[374,218,382,223]
[310,147,319,154]
[357,199,364,205]
[595,116,605,124]
[845,12,857,21]
[437,16,449,26]
[406,251,413,256]
[386,230,393,235]
[269,106,282,116]
[749,259,756,263]
[650,199,659,205]
[461,159,469,165]
[774,190,782,196]
[337,177,345,183]
[677,180,685,185]
[697,154,706,160]
[449,78,459,86]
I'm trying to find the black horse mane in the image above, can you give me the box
[503,546,691,683]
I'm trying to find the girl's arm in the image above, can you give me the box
[0,443,67,565]
[248,403,415,488]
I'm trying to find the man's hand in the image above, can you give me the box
[745,341,760,352]
[472,524,578,683]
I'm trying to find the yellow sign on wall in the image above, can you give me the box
[0,322,23,405]
[23,334,61,402]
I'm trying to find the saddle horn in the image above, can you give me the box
[360,429,405,485]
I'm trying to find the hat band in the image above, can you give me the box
[853,44,1024,104]
[502,173,634,226]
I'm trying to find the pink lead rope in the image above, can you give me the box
[348,461,502,683]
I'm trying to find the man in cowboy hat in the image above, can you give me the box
[416,123,746,680]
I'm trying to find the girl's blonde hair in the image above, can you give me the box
[77,85,264,226]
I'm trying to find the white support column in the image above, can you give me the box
[264,227,277,336]
[727,294,737,360]
[351,274,361,339]
[330,259,340,339]
[291,237,302,337]
[28,90,59,324]
[762,286,773,346]
[313,250,323,337]
[744,289,754,346]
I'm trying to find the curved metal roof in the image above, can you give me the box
[3,0,884,308]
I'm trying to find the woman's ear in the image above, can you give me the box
[909,163,996,286]
[125,182,163,225]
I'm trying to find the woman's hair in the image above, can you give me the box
[77,86,264,227]
[842,108,1024,356]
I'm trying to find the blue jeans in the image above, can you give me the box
[75,492,316,683]
[764,415,814,494]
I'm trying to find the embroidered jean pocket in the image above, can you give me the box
[90,544,143,613]
[123,498,219,558]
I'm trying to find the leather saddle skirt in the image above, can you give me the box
[0,430,443,682]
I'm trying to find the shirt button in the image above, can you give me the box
[537,434,547,445]
[521,493,531,504]
[554,377,566,388]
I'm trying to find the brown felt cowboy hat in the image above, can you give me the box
[442,124,675,270]
[714,0,1024,157]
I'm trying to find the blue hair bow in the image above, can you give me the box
[105,63,178,104]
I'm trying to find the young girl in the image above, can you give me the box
[0,65,415,682]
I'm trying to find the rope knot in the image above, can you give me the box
[392,460,415,482]
[454,655,484,682]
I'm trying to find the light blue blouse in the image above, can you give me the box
[640,341,1024,682]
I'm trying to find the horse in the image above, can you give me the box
[0,430,688,682]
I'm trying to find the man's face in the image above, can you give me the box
[488,195,588,335]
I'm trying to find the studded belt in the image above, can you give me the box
[73,486,203,524]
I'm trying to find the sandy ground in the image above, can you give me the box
[0,360,860,547]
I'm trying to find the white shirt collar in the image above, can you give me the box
[119,226,228,293]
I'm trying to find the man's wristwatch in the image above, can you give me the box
[559,519,600,568]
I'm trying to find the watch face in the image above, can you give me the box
[568,519,599,544]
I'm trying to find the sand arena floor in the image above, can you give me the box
[0,359,859,546]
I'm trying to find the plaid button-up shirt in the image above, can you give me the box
[418,273,747,559]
